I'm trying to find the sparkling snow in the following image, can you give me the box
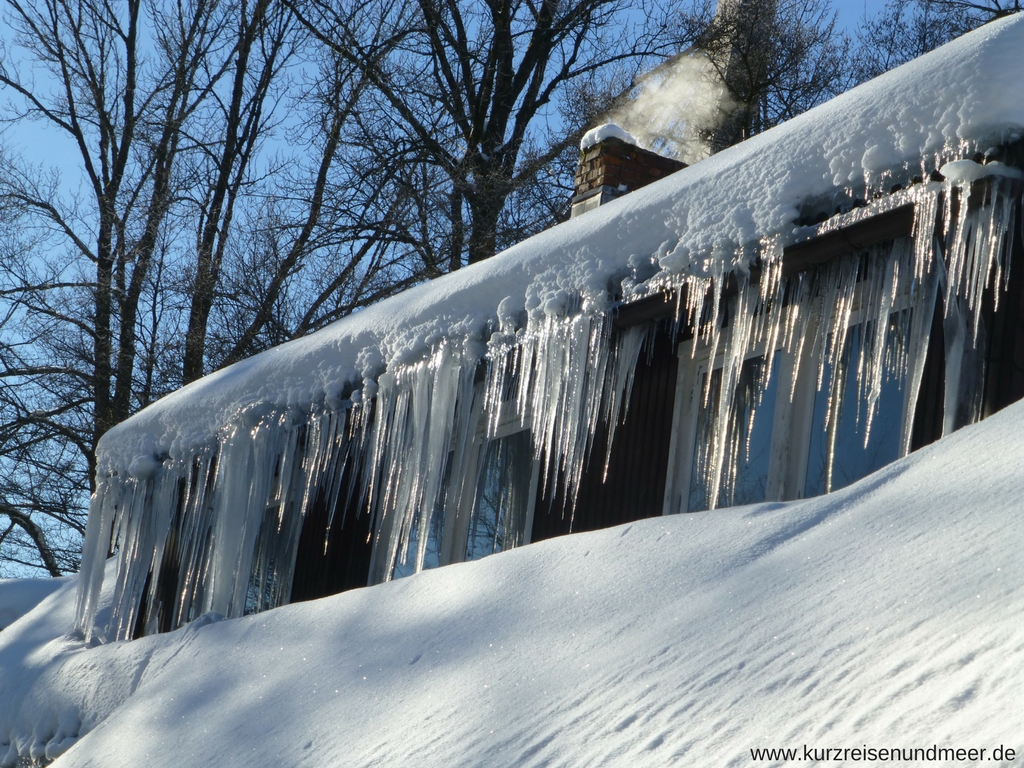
[3,398,1024,765]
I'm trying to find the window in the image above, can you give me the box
[686,351,783,512]
[465,430,535,560]
[663,237,931,513]
[390,465,449,579]
[803,321,906,496]
[666,330,790,514]
[387,408,539,580]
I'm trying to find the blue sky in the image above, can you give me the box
[837,0,890,31]
[1,0,894,174]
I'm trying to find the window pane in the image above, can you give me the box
[689,351,780,511]
[391,458,452,580]
[466,430,533,560]
[730,353,780,505]
[805,324,904,497]
[391,499,444,580]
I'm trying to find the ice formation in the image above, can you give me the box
[75,15,1024,641]
[74,167,1022,643]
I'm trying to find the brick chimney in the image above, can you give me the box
[571,135,687,218]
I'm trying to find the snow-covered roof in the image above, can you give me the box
[99,14,1024,474]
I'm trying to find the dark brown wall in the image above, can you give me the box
[290,463,374,603]
[983,209,1024,415]
[532,329,678,541]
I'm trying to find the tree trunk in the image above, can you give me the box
[466,184,505,265]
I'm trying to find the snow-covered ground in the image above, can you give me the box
[0,579,66,631]
[3,396,1024,766]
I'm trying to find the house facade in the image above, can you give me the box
[75,15,1024,641]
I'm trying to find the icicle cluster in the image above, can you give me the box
[482,309,647,518]
[76,401,364,641]
[76,170,1021,641]
[76,303,647,640]
[648,172,1019,509]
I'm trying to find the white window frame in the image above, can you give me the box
[441,413,541,566]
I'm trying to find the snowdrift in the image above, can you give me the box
[0,579,65,631]
[3,396,1024,766]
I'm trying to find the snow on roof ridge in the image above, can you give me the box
[97,14,1024,472]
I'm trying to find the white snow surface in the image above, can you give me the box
[580,123,638,149]
[939,158,1024,183]
[95,14,1024,474]
[4,398,1024,766]
[0,578,65,630]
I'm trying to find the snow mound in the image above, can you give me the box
[580,123,637,150]
[4,397,1024,766]
[0,578,65,630]
[939,158,1024,183]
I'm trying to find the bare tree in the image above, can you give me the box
[852,0,1016,82]
[207,47,442,368]
[666,0,852,152]
[927,0,1022,20]
[287,0,676,266]
[0,0,442,574]
[0,0,249,574]
[180,0,297,383]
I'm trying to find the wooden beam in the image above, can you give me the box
[614,290,680,329]
[781,204,915,275]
